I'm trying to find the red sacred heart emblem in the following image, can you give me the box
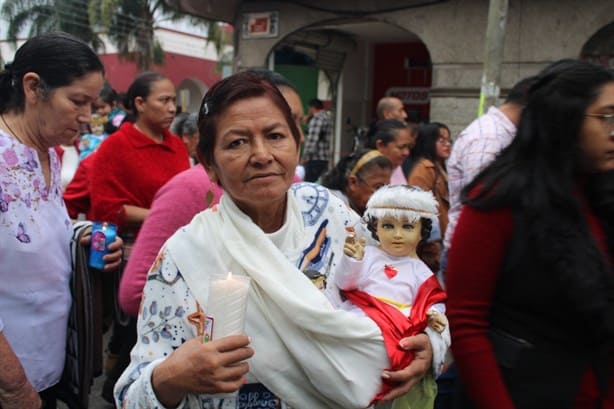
[384,264,398,279]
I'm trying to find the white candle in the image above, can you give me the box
[206,272,251,341]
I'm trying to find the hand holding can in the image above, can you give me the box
[89,221,118,269]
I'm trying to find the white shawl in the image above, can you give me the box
[167,191,389,409]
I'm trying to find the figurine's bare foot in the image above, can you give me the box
[427,310,447,333]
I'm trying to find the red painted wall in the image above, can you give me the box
[99,52,221,92]
[371,42,432,123]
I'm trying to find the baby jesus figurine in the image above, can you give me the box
[79,114,108,160]
[334,185,449,408]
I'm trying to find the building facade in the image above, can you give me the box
[169,0,614,158]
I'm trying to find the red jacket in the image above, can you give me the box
[89,122,189,234]
[63,153,95,219]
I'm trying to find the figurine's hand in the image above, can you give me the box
[427,310,447,333]
[354,237,366,259]
[344,235,366,260]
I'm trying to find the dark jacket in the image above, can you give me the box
[485,206,613,408]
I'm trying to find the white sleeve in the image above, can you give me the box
[115,357,189,409]
[428,302,446,316]
[334,253,365,290]
[114,248,204,408]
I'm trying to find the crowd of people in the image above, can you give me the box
[0,31,612,409]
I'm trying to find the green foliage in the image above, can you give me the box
[2,0,228,71]
[205,22,234,74]
[1,0,103,50]
[89,0,214,70]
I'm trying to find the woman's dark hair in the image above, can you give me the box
[197,71,301,167]
[432,121,451,140]
[0,31,104,114]
[117,92,129,109]
[586,170,614,255]
[320,148,392,191]
[462,59,614,346]
[124,71,168,121]
[407,122,445,174]
[365,119,408,149]
[463,59,614,211]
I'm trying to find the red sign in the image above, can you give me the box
[242,12,279,39]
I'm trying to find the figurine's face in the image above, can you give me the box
[91,122,105,135]
[376,216,422,258]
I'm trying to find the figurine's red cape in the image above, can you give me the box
[342,275,447,401]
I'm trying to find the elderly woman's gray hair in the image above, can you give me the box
[171,112,198,136]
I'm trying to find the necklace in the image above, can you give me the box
[0,114,25,144]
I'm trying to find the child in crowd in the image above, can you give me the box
[94,82,127,134]
[79,114,108,160]
[334,184,449,409]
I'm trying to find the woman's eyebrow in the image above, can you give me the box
[263,122,287,133]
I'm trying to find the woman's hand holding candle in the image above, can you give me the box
[152,335,254,408]
[151,272,253,407]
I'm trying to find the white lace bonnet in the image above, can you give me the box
[363,185,439,224]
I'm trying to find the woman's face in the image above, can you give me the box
[206,96,299,216]
[135,78,177,132]
[377,128,412,168]
[579,82,614,173]
[347,166,392,215]
[34,71,104,148]
[435,127,452,161]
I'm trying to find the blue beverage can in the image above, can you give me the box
[89,221,118,269]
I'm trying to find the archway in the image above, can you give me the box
[269,18,432,158]
[176,77,208,114]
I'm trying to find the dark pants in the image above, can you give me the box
[40,385,58,409]
[102,317,137,403]
[304,160,328,183]
[435,364,458,409]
